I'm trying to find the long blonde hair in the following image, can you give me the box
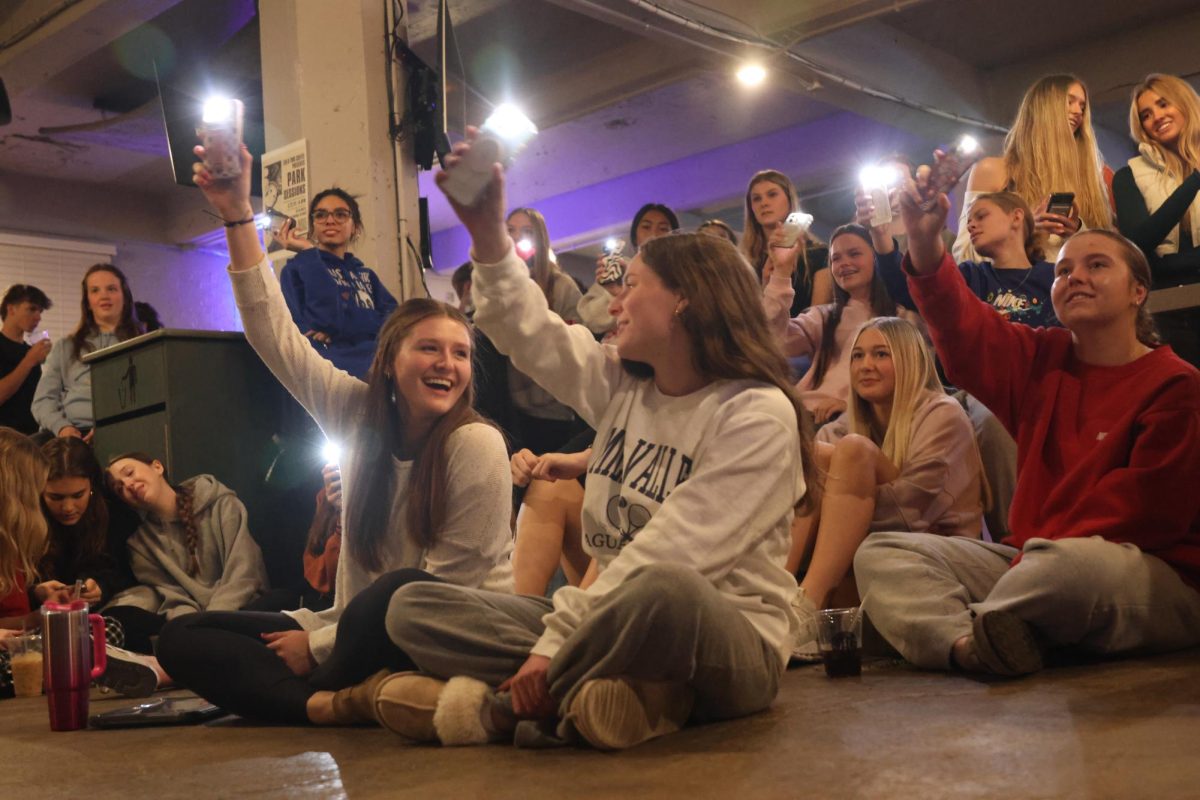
[1004,75,1112,233]
[1129,74,1200,234]
[0,428,51,597]
[844,318,942,469]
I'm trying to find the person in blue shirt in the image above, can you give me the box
[276,188,398,380]
[869,190,1059,330]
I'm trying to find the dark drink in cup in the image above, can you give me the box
[822,630,862,678]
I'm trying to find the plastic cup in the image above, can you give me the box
[7,633,44,697]
[816,608,863,678]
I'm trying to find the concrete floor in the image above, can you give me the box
[3,651,1199,800]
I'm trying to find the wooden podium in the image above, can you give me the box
[85,329,316,591]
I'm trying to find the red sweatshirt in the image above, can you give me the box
[0,571,31,619]
[906,252,1200,589]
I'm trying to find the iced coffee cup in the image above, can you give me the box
[8,633,44,697]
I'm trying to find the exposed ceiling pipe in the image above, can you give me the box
[558,0,1008,133]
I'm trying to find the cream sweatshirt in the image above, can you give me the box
[229,257,513,662]
[473,245,805,668]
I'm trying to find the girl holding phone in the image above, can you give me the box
[577,203,680,336]
[954,75,1114,263]
[154,143,514,727]
[764,224,901,424]
[743,170,832,314]
[275,188,399,381]
[33,438,138,613]
[363,131,815,751]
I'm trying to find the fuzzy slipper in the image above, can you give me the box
[375,673,494,746]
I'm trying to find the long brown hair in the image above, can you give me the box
[343,298,491,571]
[1064,230,1161,348]
[71,264,143,360]
[809,225,896,390]
[1004,75,1112,232]
[506,207,562,303]
[636,233,819,512]
[107,452,201,576]
[39,438,109,580]
[740,170,823,287]
[0,429,50,596]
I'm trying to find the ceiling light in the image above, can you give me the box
[736,64,766,87]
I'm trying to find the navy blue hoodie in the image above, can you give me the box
[280,248,398,379]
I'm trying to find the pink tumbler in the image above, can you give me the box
[42,600,106,731]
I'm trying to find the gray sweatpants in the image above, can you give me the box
[854,532,1200,669]
[385,562,782,722]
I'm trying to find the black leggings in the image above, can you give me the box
[103,606,168,654]
[155,568,440,724]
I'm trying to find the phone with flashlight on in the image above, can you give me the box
[441,104,538,207]
[197,97,245,180]
[597,237,626,285]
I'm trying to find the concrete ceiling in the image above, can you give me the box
[2,0,1200,274]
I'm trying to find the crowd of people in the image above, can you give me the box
[1,71,1198,752]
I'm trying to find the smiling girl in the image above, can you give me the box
[32,265,143,440]
[363,130,814,752]
[154,143,514,726]
[853,162,1200,678]
[765,223,900,424]
[1114,74,1200,290]
[276,188,398,381]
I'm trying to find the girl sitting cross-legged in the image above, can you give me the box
[786,317,985,657]
[358,129,817,751]
[153,142,514,726]
[853,156,1200,678]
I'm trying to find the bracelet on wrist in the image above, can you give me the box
[224,215,256,228]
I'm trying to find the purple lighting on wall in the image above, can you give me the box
[423,112,924,270]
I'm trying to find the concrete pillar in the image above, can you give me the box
[257,0,424,300]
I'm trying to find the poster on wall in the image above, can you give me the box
[261,139,309,254]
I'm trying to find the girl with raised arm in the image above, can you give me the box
[853,158,1200,677]
[367,131,815,751]
[153,144,513,726]
[765,223,898,424]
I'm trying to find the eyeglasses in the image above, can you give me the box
[313,209,353,222]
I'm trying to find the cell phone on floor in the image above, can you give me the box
[1046,192,1075,216]
[90,695,227,729]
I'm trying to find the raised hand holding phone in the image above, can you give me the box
[435,128,510,263]
[898,162,951,274]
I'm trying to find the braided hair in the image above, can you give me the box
[106,452,200,576]
[173,481,201,577]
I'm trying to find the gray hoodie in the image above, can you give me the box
[113,474,268,619]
